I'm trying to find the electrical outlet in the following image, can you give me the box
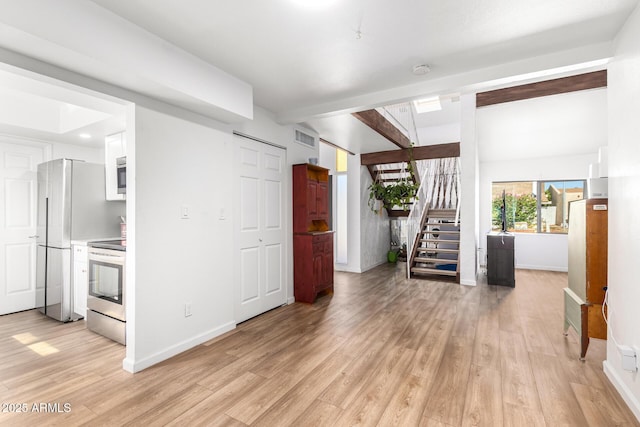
[618,345,637,372]
[185,303,192,317]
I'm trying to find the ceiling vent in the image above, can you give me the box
[294,127,318,149]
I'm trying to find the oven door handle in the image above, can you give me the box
[89,253,125,264]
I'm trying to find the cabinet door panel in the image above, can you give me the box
[307,181,318,217]
[317,182,328,217]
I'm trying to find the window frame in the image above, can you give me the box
[491,179,586,234]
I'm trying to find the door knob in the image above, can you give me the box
[259,238,263,242]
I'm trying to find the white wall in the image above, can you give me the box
[123,105,313,371]
[459,94,479,285]
[359,165,390,272]
[50,141,103,163]
[124,105,236,372]
[0,134,104,164]
[319,141,380,274]
[417,123,460,146]
[478,153,597,271]
[604,4,640,421]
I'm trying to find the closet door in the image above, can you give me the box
[234,135,287,323]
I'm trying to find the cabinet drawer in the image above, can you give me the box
[312,234,331,243]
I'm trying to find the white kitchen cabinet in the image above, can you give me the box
[72,243,89,318]
[105,132,126,201]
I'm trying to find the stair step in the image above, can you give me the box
[424,221,459,226]
[416,248,459,254]
[411,267,458,277]
[428,209,457,216]
[421,229,460,235]
[414,257,459,264]
[375,168,406,174]
[419,239,460,244]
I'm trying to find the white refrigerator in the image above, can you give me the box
[35,159,125,322]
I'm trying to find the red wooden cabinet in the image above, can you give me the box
[293,163,333,303]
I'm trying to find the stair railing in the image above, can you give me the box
[406,157,461,278]
[406,159,438,278]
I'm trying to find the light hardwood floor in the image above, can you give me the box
[0,265,638,426]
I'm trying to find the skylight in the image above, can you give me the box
[413,96,442,114]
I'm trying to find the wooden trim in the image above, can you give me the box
[360,142,460,166]
[476,70,607,108]
[352,109,411,149]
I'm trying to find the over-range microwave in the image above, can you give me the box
[116,156,126,194]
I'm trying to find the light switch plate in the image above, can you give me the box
[180,205,190,219]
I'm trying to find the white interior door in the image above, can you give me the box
[0,141,44,315]
[234,135,287,323]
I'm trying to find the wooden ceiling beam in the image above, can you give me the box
[476,70,607,108]
[361,142,460,166]
[352,109,411,149]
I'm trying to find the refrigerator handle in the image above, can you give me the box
[29,235,39,238]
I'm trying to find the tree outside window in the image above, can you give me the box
[491,180,585,234]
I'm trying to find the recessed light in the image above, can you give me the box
[412,64,431,76]
[79,133,91,139]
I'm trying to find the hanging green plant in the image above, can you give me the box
[368,143,419,214]
[368,178,419,214]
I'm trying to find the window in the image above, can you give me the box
[492,180,585,234]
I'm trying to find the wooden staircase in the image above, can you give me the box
[409,209,460,282]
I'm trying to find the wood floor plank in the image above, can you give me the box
[521,314,557,356]
[0,267,637,426]
[499,330,542,410]
[503,402,546,427]
[471,295,500,370]
[125,384,214,425]
[496,288,524,334]
[377,373,435,426]
[225,334,346,424]
[290,399,342,426]
[166,372,264,426]
[251,351,353,427]
[423,335,475,426]
[460,364,503,427]
[529,351,590,426]
[571,382,639,427]
[332,345,416,426]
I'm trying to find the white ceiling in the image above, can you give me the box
[0,67,126,147]
[89,0,636,116]
[0,0,636,153]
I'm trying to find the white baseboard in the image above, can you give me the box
[361,259,389,273]
[122,321,236,373]
[460,279,477,286]
[334,265,362,273]
[603,360,640,422]
[515,264,568,272]
[287,297,295,305]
